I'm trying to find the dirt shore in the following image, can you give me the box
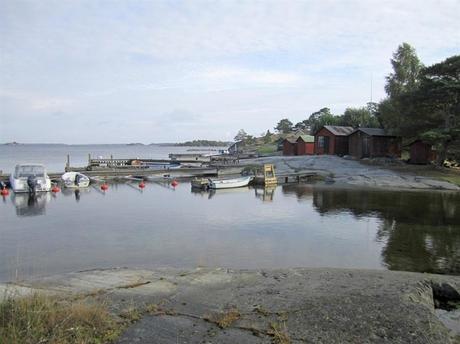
[241,155,460,191]
[2,267,459,343]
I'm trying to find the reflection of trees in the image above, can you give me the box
[281,185,314,200]
[377,219,460,274]
[305,187,460,274]
[311,187,459,226]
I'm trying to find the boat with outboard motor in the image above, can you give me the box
[61,171,90,188]
[10,164,52,193]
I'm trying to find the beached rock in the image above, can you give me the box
[4,267,459,343]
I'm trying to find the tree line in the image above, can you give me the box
[235,43,459,164]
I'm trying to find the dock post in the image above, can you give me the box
[66,154,70,171]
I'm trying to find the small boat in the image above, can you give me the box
[10,164,52,193]
[61,172,90,188]
[208,176,253,189]
[191,177,210,189]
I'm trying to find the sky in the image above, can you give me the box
[0,0,459,144]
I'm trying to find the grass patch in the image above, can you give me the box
[268,321,291,344]
[204,308,241,329]
[256,144,278,155]
[0,293,120,344]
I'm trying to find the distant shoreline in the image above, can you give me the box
[2,142,231,147]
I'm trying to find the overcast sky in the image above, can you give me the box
[1,0,459,144]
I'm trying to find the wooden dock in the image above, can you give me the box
[253,171,318,185]
[0,166,246,183]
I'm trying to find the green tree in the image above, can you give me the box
[401,55,460,163]
[385,42,423,98]
[234,129,248,142]
[263,130,273,143]
[378,43,423,135]
[340,107,380,128]
[305,108,340,133]
[275,118,293,133]
[294,121,305,130]
[245,135,256,145]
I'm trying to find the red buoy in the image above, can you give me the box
[101,183,109,191]
[171,180,178,187]
[139,181,145,188]
[51,185,60,193]
[0,188,9,196]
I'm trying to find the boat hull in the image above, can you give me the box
[208,176,252,189]
[61,172,90,188]
[10,177,51,193]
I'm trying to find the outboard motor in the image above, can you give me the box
[27,176,38,193]
[75,173,81,187]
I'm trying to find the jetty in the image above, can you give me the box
[0,154,320,185]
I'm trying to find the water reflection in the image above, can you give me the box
[12,192,51,217]
[1,183,459,281]
[254,186,276,202]
[283,185,460,274]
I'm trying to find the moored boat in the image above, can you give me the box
[61,172,90,188]
[191,177,210,189]
[208,176,253,189]
[10,164,52,193]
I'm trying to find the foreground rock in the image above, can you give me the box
[3,267,460,343]
[242,155,460,191]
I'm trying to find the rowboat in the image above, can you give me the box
[208,176,253,189]
[61,172,90,188]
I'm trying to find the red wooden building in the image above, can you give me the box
[296,135,315,155]
[409,140,436,164]
[282,138,297,156]
[282,134,315,156]
[348,128,401,158]
[314,126,354,155]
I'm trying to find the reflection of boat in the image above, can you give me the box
[12,192,51,216]
[191,178,209,189]
[10,164,51,193]
[61,172,90,188]
[208,176,253,189]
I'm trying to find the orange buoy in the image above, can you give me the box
[0,188,9,196]
[51,185,60,193]
[139,181,145,188]
[101,183,109,191]
[171,180,178,187]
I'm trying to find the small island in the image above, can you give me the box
[175,140,231,147]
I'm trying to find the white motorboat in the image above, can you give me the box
[208,176,253,189]
[61,172,90,188]
[10,164,52,193]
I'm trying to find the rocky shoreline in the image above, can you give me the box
[242,155,460,191]
[2,267,459,343]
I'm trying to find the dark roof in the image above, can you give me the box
[351,128,397,137]
[283,137,297,144]
[296,135,315,143]
[320,125,354,136]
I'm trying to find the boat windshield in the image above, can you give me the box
[15,165,45,178]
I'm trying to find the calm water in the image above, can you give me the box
[0,144,225,173]
[0,182,459,282]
